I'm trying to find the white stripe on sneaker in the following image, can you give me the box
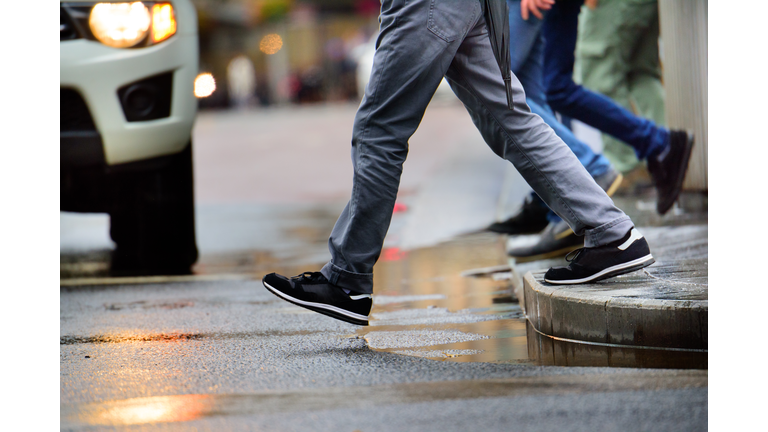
[349,294,373,300]
[263,281,370,322]
[544,254,654,285]
[618,228,644,251]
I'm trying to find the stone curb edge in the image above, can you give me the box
[523,271,708,350]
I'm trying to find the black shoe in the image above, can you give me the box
[648,130,695,215]
[506,168,622,262]
[262,272,372,326]
[487,196,549,235]
[544,228,655,285]
[507,219,583,262]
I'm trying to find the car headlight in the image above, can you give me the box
[88,2,176,49]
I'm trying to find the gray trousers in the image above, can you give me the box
[320,0,633,294]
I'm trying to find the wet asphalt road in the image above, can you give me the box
[61,276,706,431]
[61,103,707,431]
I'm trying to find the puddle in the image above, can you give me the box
[61,224,706,368]
[526,321,708,369]
[354,233,535,363]
[356,233,706,368]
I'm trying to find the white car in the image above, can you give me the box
[60,0,200,275]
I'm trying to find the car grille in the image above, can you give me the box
[61,89,97,132]
[60,7,80,41]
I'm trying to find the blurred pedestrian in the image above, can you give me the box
[575,0,666,175]
[539,0,693,215]
[227,55,257,108]
[263,0,655,326]
[490,0,624,262]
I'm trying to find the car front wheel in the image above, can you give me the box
[109,142,198,276]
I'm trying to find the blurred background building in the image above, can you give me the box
[193,0,380,109]
[190,0,706,193]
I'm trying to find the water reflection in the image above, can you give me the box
[362,233,705,368]
[70,394,213,426]
[526,321,708,369]
[358,234,534,363]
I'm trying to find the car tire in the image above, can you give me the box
[109,142,198,276]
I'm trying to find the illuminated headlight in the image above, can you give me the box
[89,2,176,49]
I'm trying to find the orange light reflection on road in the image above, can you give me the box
[88,394,213,426]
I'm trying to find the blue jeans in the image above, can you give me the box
[507,0,611,223]
[542,0,668,161]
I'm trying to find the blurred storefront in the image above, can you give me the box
[192,0,380,108]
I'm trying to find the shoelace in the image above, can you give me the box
[565,247,585,263]
[291,271,326,283]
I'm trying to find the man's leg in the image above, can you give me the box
[542,0,693,215]
[575,0,666,173]
[319,0,482,294]
[490,0,618,238]
[507,99,623,262]
[507,0,611,178]
[262,0,482,325]
[445,15,633,249]
[623,1,666,135]
[507,0,548,107]
[542,0,667,161]
[445,13,652,284]
[263,0,653,327]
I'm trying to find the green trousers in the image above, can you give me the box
[575,0,666,173]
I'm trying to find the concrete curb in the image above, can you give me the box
[523,270,708,351]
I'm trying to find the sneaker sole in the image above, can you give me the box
[658,132,694,215]
[544,254,655,285]
[262,280,370,326]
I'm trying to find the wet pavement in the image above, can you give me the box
[61,105,708,430]
[60,238,707,430]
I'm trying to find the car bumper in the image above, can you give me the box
[60,32,198,166]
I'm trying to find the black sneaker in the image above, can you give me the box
[507,168,623,262]
[487,195,549,235]
[648,130,695,215]
[507,219,583,263]
[544,228,655,285]
[262,272,372,326]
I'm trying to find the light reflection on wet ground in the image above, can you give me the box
[67,394,214,427]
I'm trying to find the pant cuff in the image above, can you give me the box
[320,262,374,294]
[584,215,633,248]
